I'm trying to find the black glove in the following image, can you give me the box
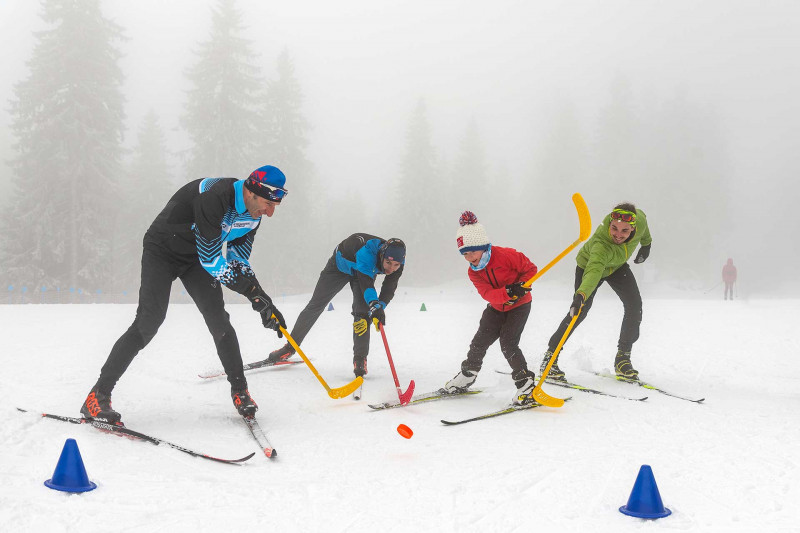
[634,244,651,264]
[505,281,532,300]
[261,307,286,338]
[569,292,585,317]
[368,300,386,329]
[245,285,286,338]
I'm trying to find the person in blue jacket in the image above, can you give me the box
[80,165,289,424]
[268,234,405,377]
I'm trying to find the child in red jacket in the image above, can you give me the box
[445,211,539,404]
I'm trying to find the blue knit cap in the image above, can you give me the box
[245,165,288,202]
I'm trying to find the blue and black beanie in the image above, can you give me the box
[379,238,406,265]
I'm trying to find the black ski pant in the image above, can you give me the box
[461,302,532,377]
[548,263,642,354]
[95,247,246,394]
[289,254,372,360]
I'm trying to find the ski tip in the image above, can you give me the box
[265,448,277,459]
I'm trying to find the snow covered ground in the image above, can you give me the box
[2,281,799,533]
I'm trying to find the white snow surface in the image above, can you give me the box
[2,282,799,532]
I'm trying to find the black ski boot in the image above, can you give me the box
[353,356,368,378]
[232,389,258,418]
[80,388,122,424]
[267,343,294,363]
[512,369,536,405]
[614,350,639,380]
[540,350,566,381]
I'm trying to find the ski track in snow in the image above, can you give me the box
[2,284,799,532]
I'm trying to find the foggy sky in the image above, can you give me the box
[1,0,799,294]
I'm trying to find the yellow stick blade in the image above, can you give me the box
[327,376,364,398]
[571,193,592,241]
[531,388,565,408]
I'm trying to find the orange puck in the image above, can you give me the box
[397,424,413,439]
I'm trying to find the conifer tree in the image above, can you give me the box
[393,99,448,284]
[2,0,125,293]
[252,48,318,289]
[450,117,488,211]
[115,110,173,292]
[182,0,264,179]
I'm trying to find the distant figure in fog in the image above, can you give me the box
[722,258,737,300]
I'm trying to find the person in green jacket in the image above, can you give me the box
[541,202,652,382]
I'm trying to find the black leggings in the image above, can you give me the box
[548,263,642,353]
[95,247,246,392]
[289,254,372,358]
[461,302,532,375]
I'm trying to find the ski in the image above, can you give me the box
[198,358,304,379]
[441,397,572,426]
[242,416,276,459]
[17,408,255,465]
[493,370,647,401]
[368,388,482,410]
[543,378,647,401]
[591,372,705,403]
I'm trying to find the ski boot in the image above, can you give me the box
[614,350,639,380]
[80,388,122,424]
[267,343,294,363]
[540,350,566,381]
[512,369,536,405]
[444,369,477,393]
[353,356,368,378]
[232,389,258,418]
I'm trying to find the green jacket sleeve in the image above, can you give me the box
[577,240,612,298]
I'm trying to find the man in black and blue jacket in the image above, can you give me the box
[80,165,289,424]
[268,234,405,377]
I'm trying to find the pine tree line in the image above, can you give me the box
[0,0,733,300]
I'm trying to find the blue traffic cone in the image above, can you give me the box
[619,465,671,519]
[327,302,334,311]
[44,438,97,493]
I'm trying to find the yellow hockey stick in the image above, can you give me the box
[522,193,591,289]
[520,193,592,407]
[530,308,582,407]
[278,322,363,399]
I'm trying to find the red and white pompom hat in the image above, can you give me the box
[456,211,491,254]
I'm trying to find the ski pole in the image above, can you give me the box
[277,321,363,399]
[378,323,415,405]
[530,307,583,408]
[703,281,722,294]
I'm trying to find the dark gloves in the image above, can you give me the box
[245,285,286,338]
[569,292,585,317]
[368,300,386,329]
[634,244,651,264]
[505,281,532,300]
[260,307,286,337]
